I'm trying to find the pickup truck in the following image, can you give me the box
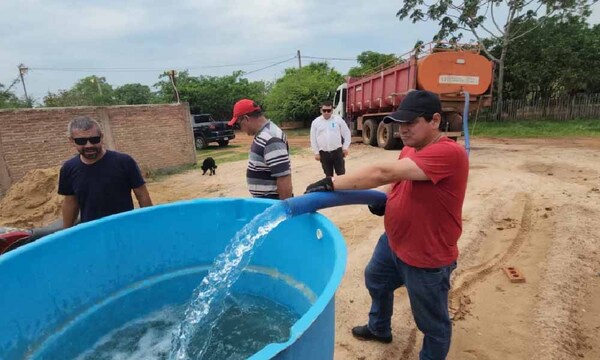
[191,114,235,149]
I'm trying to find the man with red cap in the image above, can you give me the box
[229,99,293,200]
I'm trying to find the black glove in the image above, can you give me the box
[305,177,334,193]
[368,203,386,216]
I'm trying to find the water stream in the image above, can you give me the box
[168,202,291,360]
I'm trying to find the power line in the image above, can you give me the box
[243,56,297,76]
[1,76,21,94]
[26,54,299,73]
[24,54,359,74]
[27,67,167,73]
[187,54,296,69]
[302,55,357,61]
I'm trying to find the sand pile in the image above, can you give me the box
[0,167,62,228]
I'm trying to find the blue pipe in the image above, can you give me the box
[463,91,471,155]
[284,190,387,216]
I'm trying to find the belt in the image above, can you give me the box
[319,147,342,153]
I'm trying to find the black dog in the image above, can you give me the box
[201,157,217,176]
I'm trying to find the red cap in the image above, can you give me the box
[228,99,262,126]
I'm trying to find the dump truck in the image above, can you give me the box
[333,43,494,149]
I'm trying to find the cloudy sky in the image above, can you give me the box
[1,0,599,103]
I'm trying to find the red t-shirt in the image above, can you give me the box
[384,137,469,268]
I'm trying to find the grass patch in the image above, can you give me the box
[199,151,248,163]
[284,128,310,137]
[471,118,600,138]
[145,163,197,181]
[195,145,306,163]
[289,146,308,155]
[149,144,308,181]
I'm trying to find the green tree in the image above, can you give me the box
[155,71,268,120]
[263,62,344,124]
[397,0,593,118]
[0,82,29,109]
[44,75,116,107]
[347,51,400,77]
[492,15,600,99]
[114,83,156,105]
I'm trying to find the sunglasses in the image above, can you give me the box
[321,109,332,113]
[73,136,101,145]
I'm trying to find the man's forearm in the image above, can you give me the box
[62,197,79,228]
[333,158,427,190]
[333,166,385,190]
[276,175,293,200]
[133,185,153,207]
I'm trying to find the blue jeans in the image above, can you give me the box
[365,233,456,360]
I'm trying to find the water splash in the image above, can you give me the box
[169,202,291,360]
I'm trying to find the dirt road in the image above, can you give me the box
[150,134,600,360]
[2,133,599,359]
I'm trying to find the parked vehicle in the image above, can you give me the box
[0,220,64,256]
[333,43,494,149]
[191,114,235,150]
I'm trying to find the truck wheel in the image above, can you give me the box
[195,137,207,150]
[218,140,229,147]
[362,120,378,146]
[441,112,463,131]
[441,112,463,141]
[377,122,402,150]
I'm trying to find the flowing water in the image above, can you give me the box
[168,202,292,360]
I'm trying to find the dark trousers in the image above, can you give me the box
[365,233,456,360]
[319,147,345,177]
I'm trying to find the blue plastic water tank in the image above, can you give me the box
[0,198,347,359]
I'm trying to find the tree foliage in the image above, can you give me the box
[44,76,117,107]
[263,62,344,124]
[494,15,600,99]
[347,51,399,77]
[397,0,593,117]
[154,71,268,120]
[114,83,156,105]
[0,82,30,109]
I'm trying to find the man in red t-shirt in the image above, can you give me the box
[306,90,469,360]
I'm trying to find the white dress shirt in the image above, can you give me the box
[310,115,352,154]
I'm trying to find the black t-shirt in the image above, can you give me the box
[58,150,145,223]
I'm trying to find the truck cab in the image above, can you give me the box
[333,83,347,120]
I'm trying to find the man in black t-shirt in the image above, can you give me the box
[58,116,153,227]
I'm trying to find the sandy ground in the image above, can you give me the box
[2,133,599,359]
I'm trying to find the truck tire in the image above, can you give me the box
[377,122,402,150]
[362,119,378,146]
[218,140,229,147]
[441,112,463,141]
[195,137,207,150]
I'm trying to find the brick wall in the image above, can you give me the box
[0,103,196,196]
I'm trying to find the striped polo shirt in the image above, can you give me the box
[247,121,291,199]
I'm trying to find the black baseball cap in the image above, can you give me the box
[383,90,442,123]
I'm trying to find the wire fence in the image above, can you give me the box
[478,93,600,121]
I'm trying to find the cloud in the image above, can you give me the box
[1,0,599,102]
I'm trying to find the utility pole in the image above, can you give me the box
[90,76,103,96]
[18,64,30,105]
[297,50,302,69]
[167,70,180,103]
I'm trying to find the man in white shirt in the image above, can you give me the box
[310,101,352,177]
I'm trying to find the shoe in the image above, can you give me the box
[351,325,392,344]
